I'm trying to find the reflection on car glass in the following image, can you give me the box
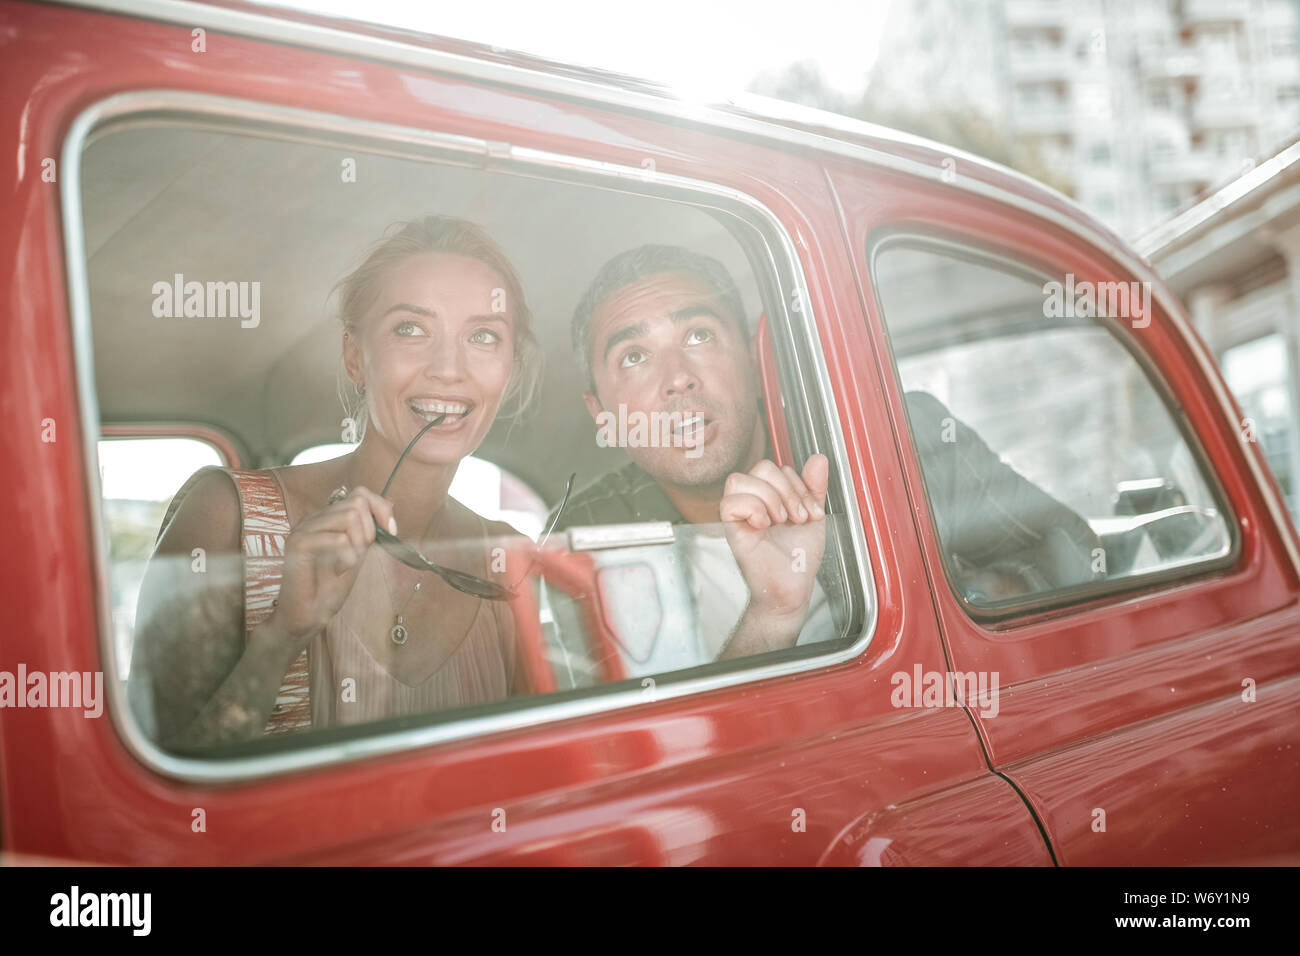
[875,243,1233,609]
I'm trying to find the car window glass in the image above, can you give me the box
[78,116,861,760]
[872,241,1232,611]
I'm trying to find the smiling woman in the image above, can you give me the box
[129,216,542,748]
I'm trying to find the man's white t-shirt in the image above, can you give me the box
[539,525,834,682]
[684,530,833,665]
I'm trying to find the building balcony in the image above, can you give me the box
[1192,97,1260,128]
[1003,0,1069,28]
[1132,9,1176,33]
[1139,52,1203,79]
[1181,0,1252,24]
[1008,48,1072,79]
[1012,106,1075,134]
[1148,151,1218,185]
[1270,57,1300,83]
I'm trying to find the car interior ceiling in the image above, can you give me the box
[82,124,766,505]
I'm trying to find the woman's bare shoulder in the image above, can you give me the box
[155,468,242,557]
[157,457,335,557]
[269,455,353,525]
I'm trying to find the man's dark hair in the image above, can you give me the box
[572,244,748,388]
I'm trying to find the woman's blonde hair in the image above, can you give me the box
[333,215,541,440]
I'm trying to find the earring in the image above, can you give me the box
[358,383,366,397]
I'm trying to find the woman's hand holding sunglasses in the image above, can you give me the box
[265,411,572,654]
[270,486,396,651]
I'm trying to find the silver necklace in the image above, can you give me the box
[378,560,423,645]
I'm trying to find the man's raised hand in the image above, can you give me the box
[719,453,829,643]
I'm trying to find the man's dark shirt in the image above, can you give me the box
[551,459,684,531]
[903,391,1098,596]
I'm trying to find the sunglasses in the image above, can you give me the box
[372,412,575,600]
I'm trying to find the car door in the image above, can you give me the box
[2,0,1048,865]
[829,154,1300,865]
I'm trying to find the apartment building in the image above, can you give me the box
[1138,138,1300,518]
[871,0,1300,237]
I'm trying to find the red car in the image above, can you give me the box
[2,0,1298,866]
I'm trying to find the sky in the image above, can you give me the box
[257,0,892,101]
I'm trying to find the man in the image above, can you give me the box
[552,245,834,665]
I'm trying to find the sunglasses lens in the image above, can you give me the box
[375,527,512,599]
[440,567,513,600]
[374,528,429,572]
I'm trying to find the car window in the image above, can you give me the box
[870,239,1232,614]
[75,102,865,766]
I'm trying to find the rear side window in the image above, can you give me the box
[870,239,1233,615]
[70,96,868,772]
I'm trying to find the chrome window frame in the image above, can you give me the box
[867,230,1240,624]
[61,90,876,782]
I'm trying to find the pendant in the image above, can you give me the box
[390,615,409,646]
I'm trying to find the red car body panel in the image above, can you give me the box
[0,0,1295,865]
[827,162,1300,864]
